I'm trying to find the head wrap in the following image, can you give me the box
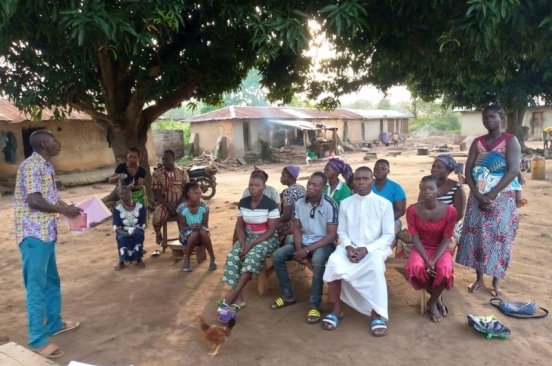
[435,154,460,173]
[284,165,300,179]
[327,158,354,183]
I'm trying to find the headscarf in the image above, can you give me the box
[284,165,300,179]
[327,158,354,183]
[435,154,462,173]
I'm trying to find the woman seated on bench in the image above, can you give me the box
[405,175,456,323]
[177,182,217,272]
[218,170,279,315]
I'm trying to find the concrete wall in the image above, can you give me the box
[152,130,184,159]
[0,119,156,183]
[341,119,409,145]
[460,111,487,137]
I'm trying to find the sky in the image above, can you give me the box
[340,85,412,105]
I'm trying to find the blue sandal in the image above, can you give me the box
[321,313,342,330]
[370,319,388,337]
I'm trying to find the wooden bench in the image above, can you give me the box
[167,240,207,264]
[257,255,427,314]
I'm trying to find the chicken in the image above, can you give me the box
[195,315,236,357]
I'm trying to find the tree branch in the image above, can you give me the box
[138,77,198,134]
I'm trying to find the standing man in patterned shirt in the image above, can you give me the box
[14,130,82,358]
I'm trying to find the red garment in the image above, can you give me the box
[404,204,456,290]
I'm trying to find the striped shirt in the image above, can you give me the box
[237,195,279,234]
[438,182,462,205]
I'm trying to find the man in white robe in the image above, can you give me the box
[322,166,395,336]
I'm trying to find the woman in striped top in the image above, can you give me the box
[219,170,280,314]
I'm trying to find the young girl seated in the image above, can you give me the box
[405,176,456,323]
[113,186,146,270]
[177,182,217,272]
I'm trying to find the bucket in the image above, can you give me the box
[531,156,546,180]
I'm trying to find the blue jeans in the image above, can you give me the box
[272,242,335,309]
[19,237,63,349]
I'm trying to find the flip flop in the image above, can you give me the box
[490,288,503,297]
[306,309,321,324]
[151,250,160,257]
[270,297,297,310]
[467,282,482,293]
[370,319,388,336]
[208,262,218,271]
[33,343,64,359]
[321,313,342,330]
[52,321,80,336]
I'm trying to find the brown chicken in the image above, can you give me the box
[195,315,236,357]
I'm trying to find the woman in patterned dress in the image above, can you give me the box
[113,186,146,270]
[219,171,280,312]
[456,104,522,297]
[277,165,306,243]
[177,182,216,272]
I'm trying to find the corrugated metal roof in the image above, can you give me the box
[190,105,412,123]
[0,98,90,123]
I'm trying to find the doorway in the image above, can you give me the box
[531,112,544,138]
[21,126,46,158]
[243,121,251,151]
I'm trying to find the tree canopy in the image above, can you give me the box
[0,0,319,160]
[1,0,551,157]
[313,1,552,144]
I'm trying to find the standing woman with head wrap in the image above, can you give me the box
[323,158,353,205]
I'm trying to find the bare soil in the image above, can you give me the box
[1,142,551,366]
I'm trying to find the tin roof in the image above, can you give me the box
[0,98,90,123]
[189,105,412,123]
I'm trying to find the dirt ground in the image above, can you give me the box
[1,143,551,366]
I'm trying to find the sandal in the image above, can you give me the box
[33,343,64,359]
[370,319,388,337]
[217,305,237,324]
[321,313,342,330]
[114,262,125,271]
[151,250,160,257]
[270,297,297,310]
[52,321,80,336]
[467,281,482,293]
[306,309,321,324]
[182,262,192,272]
[208,261,218,271]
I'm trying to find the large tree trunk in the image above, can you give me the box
[505,108,526,151]
[107,124,154,206]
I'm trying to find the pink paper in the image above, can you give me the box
[76,197,112,227]
[65,197,112,231]
[68,212,87,232]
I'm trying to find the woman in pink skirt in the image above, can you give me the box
[405,175,456,322]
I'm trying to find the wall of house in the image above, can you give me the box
[460,111,486,136]
[152,130,184,159]
[522,107,552,139]
[191,120,236,157]
[0,120,156,183]
[342,119,407,145]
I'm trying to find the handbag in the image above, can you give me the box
[467,314,510,339]
[490,298,549,319]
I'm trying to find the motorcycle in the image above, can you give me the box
[187,165,218,200]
